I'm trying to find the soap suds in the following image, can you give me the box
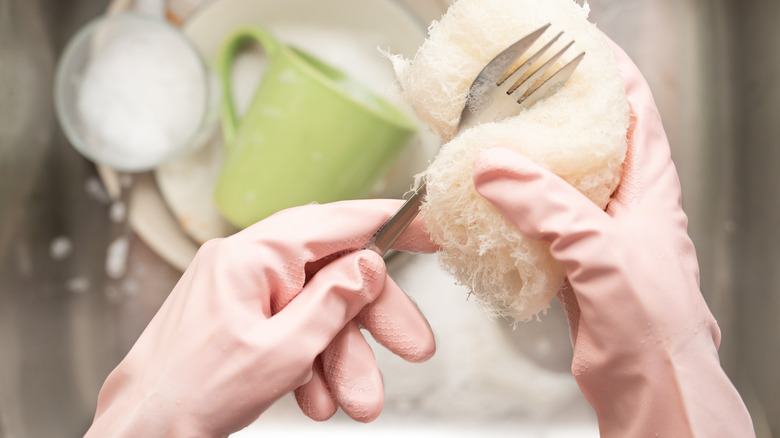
[76,18,207,170]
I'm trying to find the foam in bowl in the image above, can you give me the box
[388,0,630,321]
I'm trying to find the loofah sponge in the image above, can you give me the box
[389,0,630,321]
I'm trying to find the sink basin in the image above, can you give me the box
[0,0,776,436]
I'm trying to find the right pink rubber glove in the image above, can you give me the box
[471,41,755,437]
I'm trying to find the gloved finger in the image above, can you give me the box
[270,250,386,360]
[294,357,338,421]
[473,147,611,243]
[473,147,625,288]
[358,275,436,363]
[321,321,384,423]
[601,35,684,218]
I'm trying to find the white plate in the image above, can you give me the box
[102,0,441,271]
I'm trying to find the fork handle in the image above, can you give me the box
[366,182,427,256]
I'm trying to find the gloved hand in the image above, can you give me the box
[471,41,755,436]
[84,200,437,438]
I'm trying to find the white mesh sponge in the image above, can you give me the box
[390,0,630,321]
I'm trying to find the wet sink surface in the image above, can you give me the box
[1,0,778,436]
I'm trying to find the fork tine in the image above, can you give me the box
[468,23,550,94]
[496,27,557,86]
[501,31,563,89]
[508,39,575,98]
[518,51,585,108]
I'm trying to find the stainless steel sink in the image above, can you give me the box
[0,0,777,436]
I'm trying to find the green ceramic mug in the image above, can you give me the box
[214,27,417,228]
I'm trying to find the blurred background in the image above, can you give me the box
[1,0,777,436]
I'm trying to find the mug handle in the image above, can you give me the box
[217,27,281,147]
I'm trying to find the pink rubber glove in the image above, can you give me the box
[471,42,755,437]
[84,200,437,437]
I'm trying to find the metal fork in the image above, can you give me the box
[366,23,585,256]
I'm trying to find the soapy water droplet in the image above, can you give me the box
[105,236,130,279]
[50,236,74,261]
[109,201,127,223]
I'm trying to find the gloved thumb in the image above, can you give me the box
[472,147,614,274]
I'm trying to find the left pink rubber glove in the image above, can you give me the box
[84,200,437,437]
